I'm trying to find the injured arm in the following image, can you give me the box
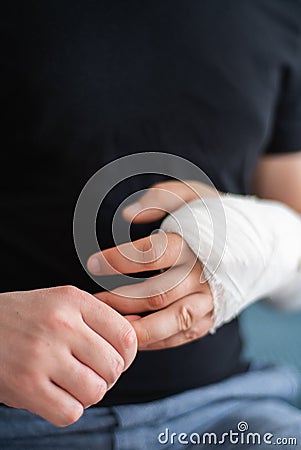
[160,152,301,332]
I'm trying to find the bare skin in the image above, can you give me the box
[0,286,137,426]
[89,153,301,351]
[0,152,299,425]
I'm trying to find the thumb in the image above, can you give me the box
[122,180,215,223]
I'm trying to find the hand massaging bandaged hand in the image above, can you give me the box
[160,194,301,332]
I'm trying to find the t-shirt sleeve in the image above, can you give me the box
[265,51,301,155]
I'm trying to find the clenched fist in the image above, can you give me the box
[0,286,137,426]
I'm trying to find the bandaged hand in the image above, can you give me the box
[88,180,301,346]
[159,183,301,331]
[88,182,218,350]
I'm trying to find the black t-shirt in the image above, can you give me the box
[1,1,301,405]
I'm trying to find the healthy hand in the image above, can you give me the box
[88,181,216,350]
[0,286,137,426]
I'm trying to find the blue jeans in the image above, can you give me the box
[0,364,301,449]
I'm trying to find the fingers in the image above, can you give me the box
[71,323,124,390]
[80,295,137,371]
[87,232,190,276]
[50,353,107,409]
[140,313,214,350]
[0,286,139,428]
[96,262,210,314]
[122,181,217,223]
[22,378,84,428]
[129,293,213,349]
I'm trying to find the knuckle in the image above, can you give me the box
[148,290,168,310]
[137,326,152,347]
[90,380,107,404]
[120,324,137,350]
[59,285,80,298]
[178,305,193,332]
[183,317,213,341]
[67,365,107,408]
[56,405,83,427]
[141,239,152,255]
[183,327,201,341]
[46,307,73,332]
[105,357,124,387]
[84,379,107,406]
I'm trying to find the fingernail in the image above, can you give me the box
[87,257,101,275]
[123,202,141,217]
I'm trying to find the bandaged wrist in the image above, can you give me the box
[160,194,301,332]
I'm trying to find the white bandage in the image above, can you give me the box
[160,194,301,332]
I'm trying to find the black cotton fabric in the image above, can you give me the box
[0,1,301,405]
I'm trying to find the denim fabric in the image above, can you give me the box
[0,364,300,450]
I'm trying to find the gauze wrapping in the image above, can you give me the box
[160,195,301,332]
